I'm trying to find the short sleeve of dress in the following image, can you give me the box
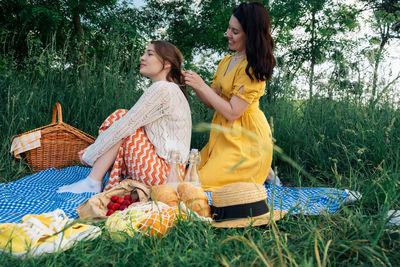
[231,63,263,104]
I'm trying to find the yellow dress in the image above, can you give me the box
[199,55,273,191]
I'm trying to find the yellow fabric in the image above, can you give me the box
[10,130,41,159]
[0,210,100,256]
[199,55,273,191]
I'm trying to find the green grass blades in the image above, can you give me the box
[1,39,400,266]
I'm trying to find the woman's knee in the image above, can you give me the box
[111,109,129,119]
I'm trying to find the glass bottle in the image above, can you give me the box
[167,150,183,190]
[184,149,201,188]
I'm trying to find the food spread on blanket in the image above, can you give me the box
[106,194,139,216]
[151,183,211,218]
[151,184,180,207]
[105,208,144,239]
[2,145,353,246]
[105,201,182,238]
[149,148,210,218]
[177,183,211,217]
[104,149,212,238]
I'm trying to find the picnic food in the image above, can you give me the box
[106,210,114,216]
[150,185,179,207]
[106,193,139,216]
[76,179,151,220]
[178,183,211,217]
[106,209,144,239]
[150,182,210,217]
[106,202,179,238]
[139,206,177,237]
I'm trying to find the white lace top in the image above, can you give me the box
[82,81,192,166]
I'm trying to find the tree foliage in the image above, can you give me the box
[0,0,117,66]
[0,0,398,104]
[359,0,400,105]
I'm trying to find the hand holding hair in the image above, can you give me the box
[183,70,207,92]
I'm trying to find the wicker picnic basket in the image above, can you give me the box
[13,103,96,172]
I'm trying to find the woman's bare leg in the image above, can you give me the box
[57,140,123,193]
[87,140,123,182]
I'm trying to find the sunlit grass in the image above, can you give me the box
[1,41,400,266]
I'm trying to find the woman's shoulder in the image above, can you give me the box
[236,59,252,75]
[235,60,265,85]
[148,81,180,92]
[149,81,186,100]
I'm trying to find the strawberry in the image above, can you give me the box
[117,197,124,204]
[111,196,119,202]
[124,195,132,202]
[119,205,127,210]
[107,202,114,209]
[112,203,120,210]
[106,210,114,216]
[122,200,131,206]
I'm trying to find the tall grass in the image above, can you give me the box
[264,97,400,186]
[1,40,399,266]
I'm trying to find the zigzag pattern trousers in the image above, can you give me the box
[100,109,182,191]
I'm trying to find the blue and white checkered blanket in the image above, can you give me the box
[0,167,98,223]
[0,166,348,223]
[206,184,348,215]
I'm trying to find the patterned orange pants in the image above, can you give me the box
[101,109,184,191]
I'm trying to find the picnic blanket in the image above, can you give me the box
[206,184,349,215]
[0,167,100,223]
[0,166,349,223]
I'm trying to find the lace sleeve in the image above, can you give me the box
[82,82,172,166]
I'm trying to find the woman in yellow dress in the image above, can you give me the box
[184,2,279,191]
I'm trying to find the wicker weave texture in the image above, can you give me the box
[15,103,95,172]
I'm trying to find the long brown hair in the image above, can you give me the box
[151,41,187,98]
[233,2,276,81]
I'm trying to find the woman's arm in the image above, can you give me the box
[193,84,218,109]
[184,71,249,123]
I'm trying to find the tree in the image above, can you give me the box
[0,0,117,68]
[141,0,237,62]
[84,2,146,66]
[269,0,359,99]
[359,0,400,105]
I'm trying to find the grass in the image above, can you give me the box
[0,42,399,266]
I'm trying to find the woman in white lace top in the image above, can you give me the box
[58,41,191,194]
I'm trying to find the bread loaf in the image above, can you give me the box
[177,183,211,217]
[151,185,179,207]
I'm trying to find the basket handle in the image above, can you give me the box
[51,102,63,124]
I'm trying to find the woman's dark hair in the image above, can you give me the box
[151,40,187,98]
[233,2,276,81]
